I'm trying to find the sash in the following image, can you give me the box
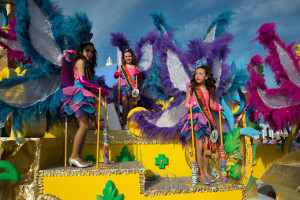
[193,87,215,132]
[120,65,135,90]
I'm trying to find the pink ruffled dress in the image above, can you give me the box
[179,91,211,141]
[60,69,96,119]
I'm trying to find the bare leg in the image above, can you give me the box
[128,98,133,113]
[195,137,208,182]
[122,96,129,127]
[70,113,89,164]
[203,135,211,175]
[195,137,204,175]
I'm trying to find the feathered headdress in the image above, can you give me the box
[80,33,93,44]
[110,32,131,52]
[189,57,207,76]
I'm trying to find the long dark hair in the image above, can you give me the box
[121,48,137,66]
[74,42,97,77]
[190,65,216,94]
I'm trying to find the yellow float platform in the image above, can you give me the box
[0,120,247,199]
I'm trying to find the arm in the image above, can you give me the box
[76,59,109,96]
[114,66,123,79]
[184,87,192,109]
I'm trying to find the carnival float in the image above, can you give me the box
[0,0,299,200]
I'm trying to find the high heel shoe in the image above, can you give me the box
[199,175,210,185]
[205,173,216,183]
[69,157,90,168]
[78,155,93,167]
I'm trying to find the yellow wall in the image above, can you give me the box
[252,144,283,179]
[83,143,191,177]
[42,174,243,200]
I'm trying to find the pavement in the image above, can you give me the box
[248,181,275,200]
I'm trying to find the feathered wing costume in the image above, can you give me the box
[126,11,248,145]
[247,23,300,131]
[0,0,113,137]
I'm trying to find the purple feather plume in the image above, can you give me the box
[110,32,130,51]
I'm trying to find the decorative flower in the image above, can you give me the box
[229,164,241,179]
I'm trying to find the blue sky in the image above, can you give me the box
[56,0,300,87]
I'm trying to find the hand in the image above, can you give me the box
[114,72,123,79]
[184,103,190,109]
[184,103,193,109]
[190,101,197,108]
[93,87,109,96]
[217,104,223,111]
[133,70,140,76]
[101,88,110,96]
[211,104,223,111]
[210,104,218,111]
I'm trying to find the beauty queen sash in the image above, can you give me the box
[120,65,139,101]
[193,87,215,132]
[194,87,217,157]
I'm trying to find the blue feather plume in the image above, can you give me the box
[205,10,235,38]
[150,12,171,34]
[0,88,62,140]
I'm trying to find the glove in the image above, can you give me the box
[79,76,108,96]
[190,101,197,108]
[211,104,223,111]
[184,103,191,109]
[217,104,223,111]
[133,70,140,76]
[114,71,123,79]
[184,103,194,109]
[92,88,109,96]
[101,88,110,96]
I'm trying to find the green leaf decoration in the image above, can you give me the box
[225,128,241,153]
[0,161,21,181]
[249,122,259,130]
[155,154,169,169]
[251,144,259,163]
[245,175,258,190]
[229,164,241,179]
[96,180,124,200]
[232,152,243,160]
[254,65,264,76]
[116,146,135,162]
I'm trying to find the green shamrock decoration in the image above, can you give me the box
[229,164,241,179]
[116,146,135,162]
[96,180,123,200]
[155,154,168,169]
[225,128,241,153]
[84,155,96,162]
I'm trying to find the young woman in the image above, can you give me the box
[114,49,141,129]
[179,62,223,184]
[61,42,109,168]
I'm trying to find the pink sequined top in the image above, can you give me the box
[190,90,210,106]
[120,67,138,87]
